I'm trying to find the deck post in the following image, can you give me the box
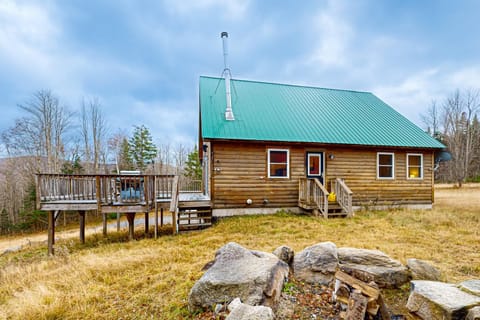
[145,211,149,235]
[160,208,164,227]
[95,176,105,236]
[154,208,158,239]
[172,210,176,235]
[102,213,107,236]
[79,210,86,244]
[126,212,136,241]
[35,175,41,210]
[116,212,120,232]
[48,210,55,255]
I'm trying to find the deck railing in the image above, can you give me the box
[35,174,177,208]
[299,178,329,217]
[335,178,353,217]
[179,177,203,193]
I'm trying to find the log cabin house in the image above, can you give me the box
[198,76,446,218]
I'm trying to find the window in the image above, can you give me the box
[307,153,323,177]
[407,154,423,179]
[268,149,289,178]
[377,152,394,179]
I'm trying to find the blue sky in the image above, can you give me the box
[1,0,480,152]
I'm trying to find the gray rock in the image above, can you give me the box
[188,242,289,311]
[226,298,274,320]
[467,306,480,320]
[406,280,480,320]
[293,241,338,285]
[459,280,480,297]
[338,247,409,288]
[228,298,243,312]
[273,245,294,266]
[407,258,441,281]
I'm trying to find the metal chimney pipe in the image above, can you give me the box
[221,31,234,121]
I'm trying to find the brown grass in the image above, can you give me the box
[0,184,479,319]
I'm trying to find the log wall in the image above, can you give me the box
[208,141,434,209]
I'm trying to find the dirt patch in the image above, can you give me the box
[194,276,416,319]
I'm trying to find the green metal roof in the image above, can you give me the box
[199,76,445,149]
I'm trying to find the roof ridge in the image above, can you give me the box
[200,75,372,94]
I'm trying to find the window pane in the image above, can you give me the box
[409,167,420,178]
[270,151,287,163]
[409,155,421,166]
[379,166,393,178]
[379,154,392,165]
[309,156,320,175]
[270,164,287,177]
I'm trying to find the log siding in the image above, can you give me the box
[208,141,435,210]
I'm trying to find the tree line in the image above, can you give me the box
[0,90,201,234]
[422,89,480,186]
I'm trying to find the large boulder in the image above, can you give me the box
[338,247,409,288]
[460,280,480,296]
[293,241,338,285]
[407,258,442,281]
[188,242,289,311]
[406,280,480,320]
[226,298,275,320]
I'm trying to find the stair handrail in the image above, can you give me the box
[312,178,329,218]
[335,178,353,217]
[170,176,180,234]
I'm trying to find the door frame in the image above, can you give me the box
[306,151,325,184]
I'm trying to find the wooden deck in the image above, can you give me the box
[36,174,211,255]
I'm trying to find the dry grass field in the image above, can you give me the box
[0,184,479,319]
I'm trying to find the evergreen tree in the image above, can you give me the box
[119,137,134,171]
[61,154,84,174]
[184,145,202,180]
[128,125,157,171]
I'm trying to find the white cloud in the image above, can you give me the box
[108,97,198,147]
[0,1,59,73]
[449,67,480,89]
[308,0,353,68]
[162,0,250,20]
[372,65,480,126]
[372,68,443,124]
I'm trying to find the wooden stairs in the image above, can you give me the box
[176,200,212,232]
[298,178,353,218]
[325,201,349,217]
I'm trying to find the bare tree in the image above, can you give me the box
[80,97,108,173]
[108,130,129,174]
[422,100,442,138]
[0,90,71,231]
[442,89,480,186]
[156,143,172,174]
[2,91,71,173]
[173,143,188,175]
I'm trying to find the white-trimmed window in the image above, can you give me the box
[268,149,289,178]
[307,153,323,177]
[407,154,423,179]
[377,152,394,179]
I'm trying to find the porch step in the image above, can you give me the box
[327,202,348,217]
[177,201,212,231]
[299,201,348,218]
